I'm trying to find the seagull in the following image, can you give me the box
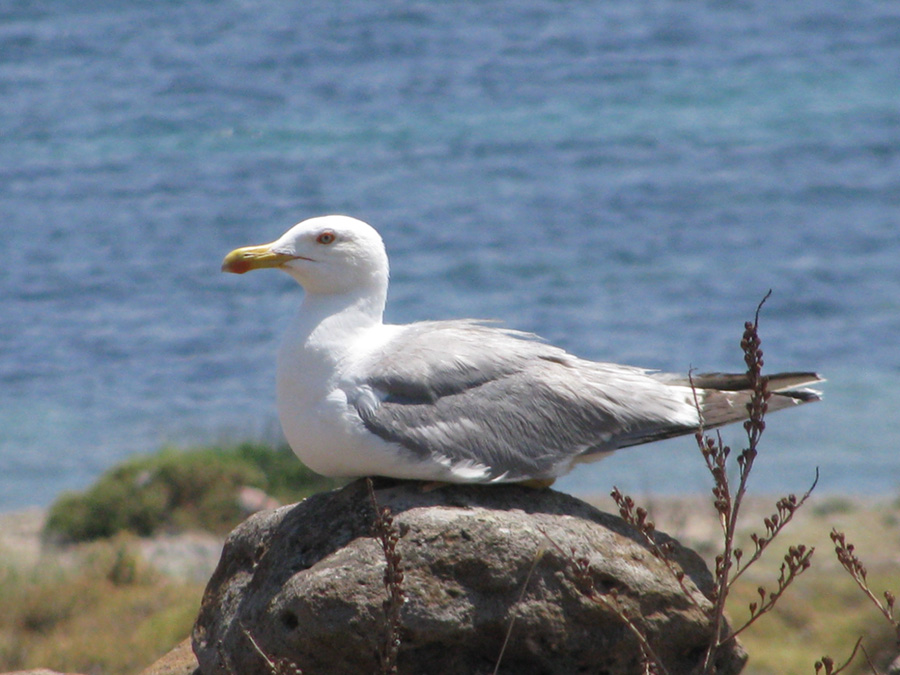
[222,215,822,485]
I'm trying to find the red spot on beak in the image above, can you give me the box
[224,258,252,274]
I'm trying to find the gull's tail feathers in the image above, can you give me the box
[615,371,823,450]
[692,371,824,431]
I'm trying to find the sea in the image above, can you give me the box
[2,0,899,511]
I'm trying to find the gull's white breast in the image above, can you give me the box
[276,318,422,479]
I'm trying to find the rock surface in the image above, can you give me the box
[193,480,747,675]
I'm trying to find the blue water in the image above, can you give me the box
[2,1,899,510]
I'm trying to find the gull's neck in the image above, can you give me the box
[290,285,387,358]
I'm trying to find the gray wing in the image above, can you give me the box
[344,320,699,482]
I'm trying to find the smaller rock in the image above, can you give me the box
[236,486,281,515]
[137,638,199,675]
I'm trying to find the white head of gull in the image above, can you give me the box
[223,215,822,486]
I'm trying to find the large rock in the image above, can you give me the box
[193,480,746,675]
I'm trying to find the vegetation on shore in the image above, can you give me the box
[42,441,343,543]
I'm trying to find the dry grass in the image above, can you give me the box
[0,527,207,675]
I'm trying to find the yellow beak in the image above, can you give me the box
[221,244,297,274]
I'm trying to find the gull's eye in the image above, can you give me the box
[316,231,336,245]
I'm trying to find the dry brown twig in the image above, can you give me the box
[240,625,304,675]
[610,486,707,613]
[539,527,670,675]
[830,530,897,635]
[814,636,866,675]
[493,546,547,675]
[367,478,405,675]
[692,292,817,673]
[611,293,818,673]
[814,531,899,674]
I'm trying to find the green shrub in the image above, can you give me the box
[43,442,343,543]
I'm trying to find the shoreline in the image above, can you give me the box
[2,490,895,573]
[0,507,225,583]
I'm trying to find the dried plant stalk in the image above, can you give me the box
[815,530,900,674]
[367,478,405,675]
[691,292,816,673]
[539,527,671,675]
